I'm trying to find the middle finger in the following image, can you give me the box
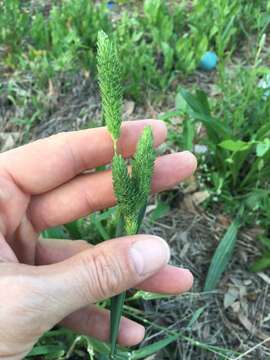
[30,152,196,231]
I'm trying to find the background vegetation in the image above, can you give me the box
[1,0,270,358]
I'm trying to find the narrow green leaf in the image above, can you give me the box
[219,139,251,152]
[130,334,180,359]
[136,202,147,231]
[42,226,66,239]
[158,109,182,121]
[110,292,126,357]
[94,219,110,241]
[186,306,207,330]
[127,290,170,301]
[204,218,242,291]
[64,219,82,239]
[27,345,65,357]
[183,118,195,151]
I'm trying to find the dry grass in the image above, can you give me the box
[141,207,270,359]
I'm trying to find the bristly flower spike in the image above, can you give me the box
[131,126,155,204]
[97,30,122,148]
[112,126,155,235]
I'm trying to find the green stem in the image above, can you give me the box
[110,214,125,359]
[110,292,126,359]
[109,204,147,358]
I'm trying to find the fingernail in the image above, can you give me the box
[181,151,197,172]
[130,236,170,276]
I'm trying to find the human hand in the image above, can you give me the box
[0,120,197,359]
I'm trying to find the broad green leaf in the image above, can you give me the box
[256,139,270,157]
[219,139,251,152]
[204,217,242,291]
[180,88,208,116]
[175,92,188,112]
[195,89,211,115]
[180,88,230,141]
[189,111,229,142]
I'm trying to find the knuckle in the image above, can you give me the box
[47,133,82,174]
[75,239,90,250]
[82,251,126,301]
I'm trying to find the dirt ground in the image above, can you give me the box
[142,208,270,359]
[1,73,270,360]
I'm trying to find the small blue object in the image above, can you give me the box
[107,1,115,10]
[199,51,218,71]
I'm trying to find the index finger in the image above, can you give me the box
[0,120,167,195]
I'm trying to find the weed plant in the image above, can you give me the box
[97,30,156,358]
[162,31,270,287]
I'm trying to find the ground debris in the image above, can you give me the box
[142,209,270,359]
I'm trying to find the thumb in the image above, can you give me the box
[34,235,170,326]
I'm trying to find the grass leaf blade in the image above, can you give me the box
[110,292,126,358]
[204,217,242,291]
[130,334,180,359]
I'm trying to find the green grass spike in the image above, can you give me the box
[97,30,122,143]
[132,126,155,204]
[112,127,155,235]
[112,154,133,215]
[112,154,137,234]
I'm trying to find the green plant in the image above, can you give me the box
[97,30,156,358]
[159,28,270,287]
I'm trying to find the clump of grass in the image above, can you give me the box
[97,30,156,358]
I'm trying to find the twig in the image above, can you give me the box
[232,336,270,360]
